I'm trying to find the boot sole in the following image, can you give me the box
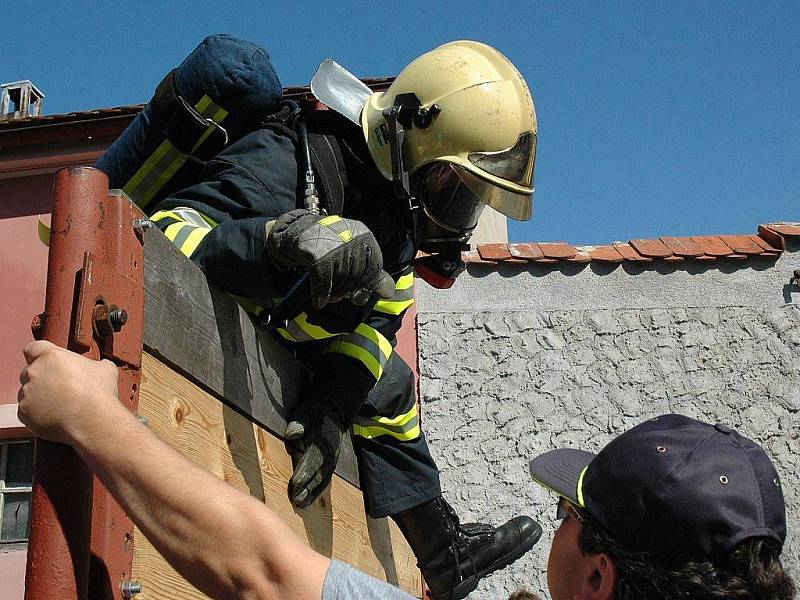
[429,523,543,600]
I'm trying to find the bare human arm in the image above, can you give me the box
[17,340,330,600]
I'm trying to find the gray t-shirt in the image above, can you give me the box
[322,560,417,599]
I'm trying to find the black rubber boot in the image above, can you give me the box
[392,497,542,600]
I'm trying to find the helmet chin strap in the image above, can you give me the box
[381,101,467,289]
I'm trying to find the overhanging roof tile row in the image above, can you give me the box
[466,223,800,266]
[0,79,395,131]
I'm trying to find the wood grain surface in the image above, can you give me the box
[131,353,421,599]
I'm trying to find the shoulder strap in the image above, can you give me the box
[307,132,347,216]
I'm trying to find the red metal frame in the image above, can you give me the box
[26,167,144,600]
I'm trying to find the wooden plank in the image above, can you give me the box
[142,226,361,487]
[132,354,421,599]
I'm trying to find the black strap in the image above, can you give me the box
[307,132,347,216]
[261,106,348,216]
[153,69,228,161]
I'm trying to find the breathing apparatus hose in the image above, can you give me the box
[281,99,321,215]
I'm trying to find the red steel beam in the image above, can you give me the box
[26,167,144,600]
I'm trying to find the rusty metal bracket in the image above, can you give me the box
[26,168,145,600]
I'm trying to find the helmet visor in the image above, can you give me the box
[457,164,533,221]
[417,163,486,234]
[468,131,536,188]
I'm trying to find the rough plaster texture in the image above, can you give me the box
[417,248,800,599]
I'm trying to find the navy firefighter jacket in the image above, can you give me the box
[148,110,416,411]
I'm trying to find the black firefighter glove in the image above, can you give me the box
[286,400,347,508]
[267,209,396,309]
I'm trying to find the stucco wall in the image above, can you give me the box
[417,248,800,599]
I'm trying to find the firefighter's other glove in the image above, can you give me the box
[267,209,396,309]
[286,401,346,509]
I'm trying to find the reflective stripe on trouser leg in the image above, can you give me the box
[351,353,442,518]
[323,323,393,380]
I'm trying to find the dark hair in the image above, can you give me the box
[578,515,796,600]
[507,589,542,600]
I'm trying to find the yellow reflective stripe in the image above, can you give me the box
[123,138,174,200]
[370,404,417,427]
[374,272,415,315]
[292,312,338,340]
[150,209,181,222]
[355,323,393,359]
[190,105,229,153]
[352,422,421,441]
[318,214,352,243]
[138,150,190,207]
[276,328,296,342]
[276,312,339,342]
[396,272,414,290]
[577,466,588,508]
[123,95,227,208]
[374,297,415,315]
[328,340,383,380]
[352,403,421,441]
[319,215,341,226]
[164,221,189,242]
[180,226,212,257]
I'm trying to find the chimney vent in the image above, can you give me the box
[1,80,45,121]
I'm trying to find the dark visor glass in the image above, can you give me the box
[417,163,485,234]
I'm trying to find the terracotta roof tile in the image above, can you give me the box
[661,236,704,257]
[462,249,497,265]
[692,236,734,257]
[588,245,624,263]
[758,223,800,249]
[719,235,764,255]
[613,242,653,262]
[478,243,512,261]
[465,222,792,269]
[538,243,577,259]
[567,248,592,263]
[749,235,782,254]
[508,242,544,261]
[629,239,672,258]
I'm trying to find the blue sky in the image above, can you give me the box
[2,1,798,244]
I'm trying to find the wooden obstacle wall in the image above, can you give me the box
[131,222,421,597]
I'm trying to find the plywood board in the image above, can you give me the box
[142,225,360,487]
[132,353,421,599]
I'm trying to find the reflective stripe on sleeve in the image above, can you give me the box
[352,403,421,441]
[374,271,415,315]
[123,95,228,209]
[324,323,393,380]
[151,207,214,259]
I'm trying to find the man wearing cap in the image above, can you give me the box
[529,414,796,600]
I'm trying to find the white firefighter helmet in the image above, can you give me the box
[361,40,537,223]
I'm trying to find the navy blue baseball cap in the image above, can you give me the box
[529,414,787,562]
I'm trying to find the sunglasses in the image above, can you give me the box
[556,497,585,523]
